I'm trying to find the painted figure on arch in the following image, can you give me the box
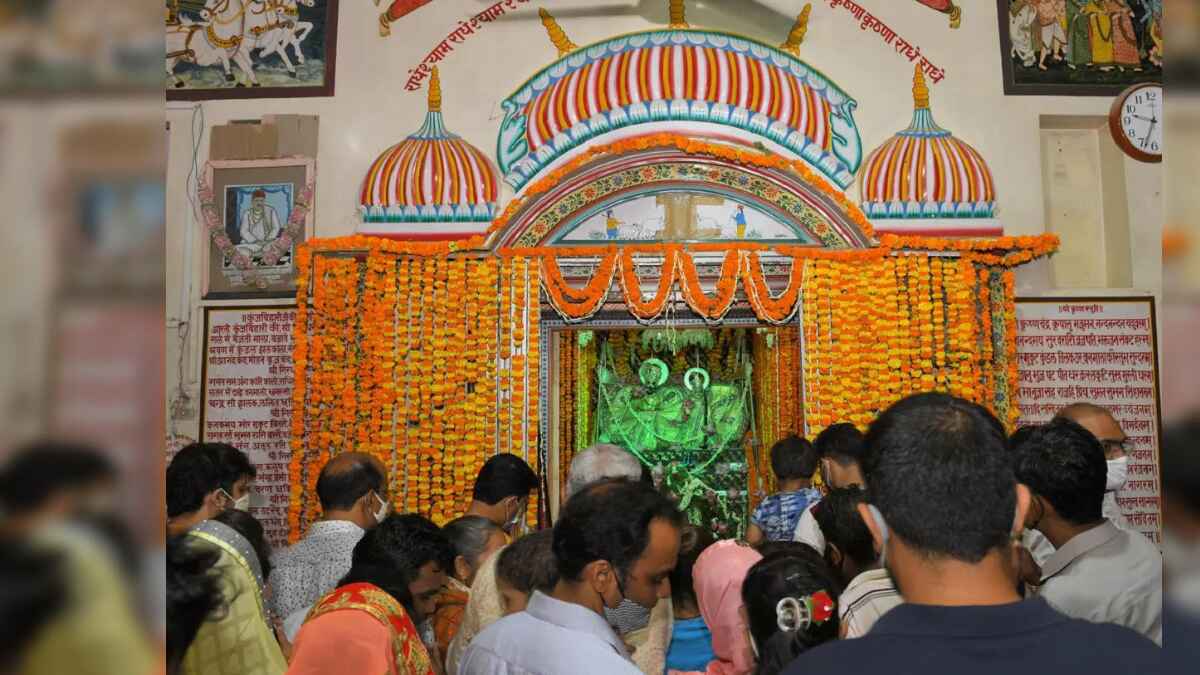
[605,210,623,240]
[732,205,748,239]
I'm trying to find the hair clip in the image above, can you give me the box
[775,590,836,632]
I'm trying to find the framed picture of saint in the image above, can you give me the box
[200,158,315,299]
[997,0,1162,95]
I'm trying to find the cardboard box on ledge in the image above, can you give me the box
[210,115,318,160]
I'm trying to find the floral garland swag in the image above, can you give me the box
[287,232,1055,541]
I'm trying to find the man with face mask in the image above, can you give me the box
[1056,402,1136,532]
[464,453,539,535]
[271,452,391,625]
[1013,419,1161,644]
[460,479,683,675]
[782,393,1158,674]
[166,442,256,536]
[793,423,866,553]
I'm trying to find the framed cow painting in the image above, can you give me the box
[166,0,338,99]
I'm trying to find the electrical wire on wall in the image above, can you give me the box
[166,103,205,444]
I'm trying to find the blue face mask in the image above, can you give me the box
[866,504,890,567]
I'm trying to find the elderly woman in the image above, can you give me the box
[431,516,506,663]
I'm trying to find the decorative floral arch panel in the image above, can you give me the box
[489,135,875,250]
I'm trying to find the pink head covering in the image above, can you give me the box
[691,540,763,675]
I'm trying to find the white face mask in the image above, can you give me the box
[866,504,890,567]
[1106,457,1129,492]
[372,491,390,524]
[220,489,251,512]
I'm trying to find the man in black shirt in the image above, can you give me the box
[784,393,1159,675]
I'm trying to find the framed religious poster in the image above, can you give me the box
[1014,297,1162,544]
[997,0,1162,96]
[200,305,297,547]
[166,0,339,100]
[200,158,315,299]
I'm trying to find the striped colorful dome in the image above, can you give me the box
[359,67,499,238]
[498,7,862,193]
[860,66,995,221]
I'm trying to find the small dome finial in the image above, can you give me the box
[539,7,577,56]
[668,0,688,28]
[428,66,442,112]
[913,64,929,110]
[779,3,811,56]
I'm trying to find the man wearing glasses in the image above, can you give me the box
[1057,402,1135,532]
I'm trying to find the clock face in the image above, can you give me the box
[1117,85,1163,160]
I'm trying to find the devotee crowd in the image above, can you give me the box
[156,393,1172,675]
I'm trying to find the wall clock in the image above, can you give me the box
[1109,83,1163,163]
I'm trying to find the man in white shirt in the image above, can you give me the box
[1013,418,1162,644]
[794,423,866,553]
[459,479,683,675]
[1020,403,1147,573]
[269,452,390,621]
[812,486,902,638]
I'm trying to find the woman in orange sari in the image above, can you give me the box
[287,514,455,675]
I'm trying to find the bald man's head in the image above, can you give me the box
[1056,403,1127,460]
[316,452,387,511]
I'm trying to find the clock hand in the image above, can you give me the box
[1131,114,1153,122]
[1141,120,1157,149]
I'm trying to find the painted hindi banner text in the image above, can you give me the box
[1015,298,1162,544]
[201,306,296,547]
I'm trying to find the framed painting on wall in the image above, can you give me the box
[200,158,315,299]
[166,0,339,100]
[997,0,1162,96]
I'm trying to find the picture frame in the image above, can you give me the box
[200,158,315,299]
[166,0,339,100]
[996,0,1162,96]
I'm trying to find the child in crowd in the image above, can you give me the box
[741,547,841,675]
[664,524,715,672]
[747,436,822,546]
[494,529,559,615]
[812,487,902,638]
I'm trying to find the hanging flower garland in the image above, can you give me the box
[539,248,618,321]
[285,228,1058,540]
[742,251,804,325]
[678,249,741,321]
[618,247,679,321]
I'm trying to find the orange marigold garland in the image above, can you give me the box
[679,249,741,321]
[540,249,617,321]
[285,230,1055,541]
[742,252,804,324]
[618,247,678,321]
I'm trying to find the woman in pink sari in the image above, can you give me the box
[669,540,762,675]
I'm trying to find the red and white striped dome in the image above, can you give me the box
[860,66,997,231]
[358,67,499,239]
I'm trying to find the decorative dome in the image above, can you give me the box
[359,67,499,239]
[859,66,998,234]
[497,4,862,193]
